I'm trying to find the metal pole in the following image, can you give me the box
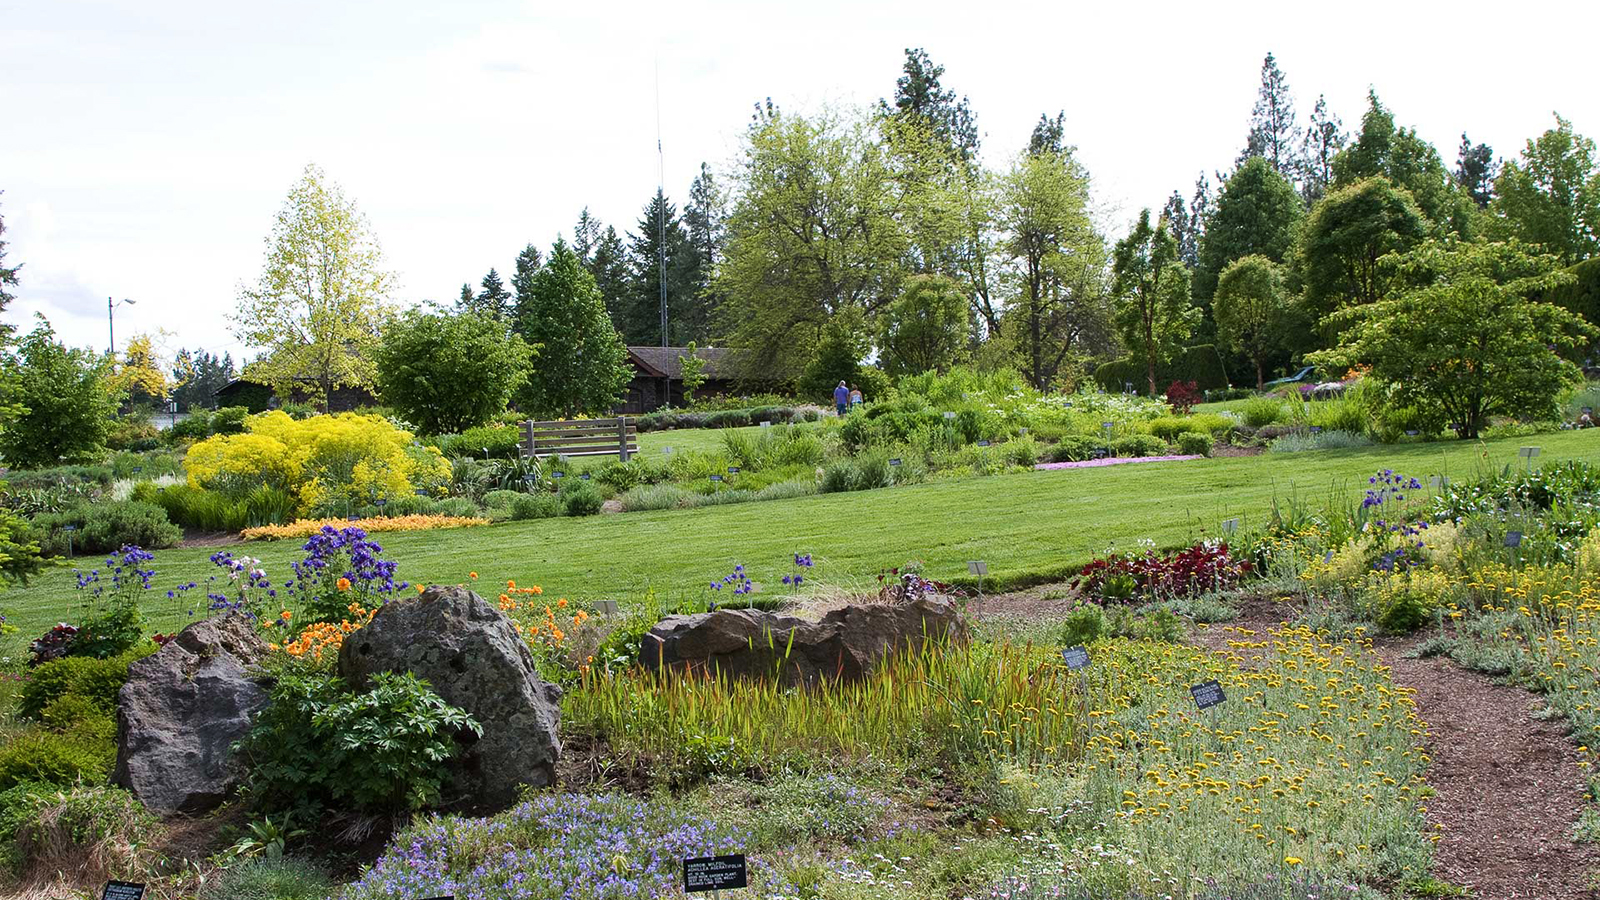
[107,296,114,356]
[656,60,668,349]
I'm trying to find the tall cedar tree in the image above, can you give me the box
[1029,112,1066,157]
[1112,210,1198,396]
[879,48,979,163]
[1239,53,1300,179]
[1332,91,1469,236]
[1456,134,1497,209]
[170,349,236,412]
[514,240,631,418]
[510,244,543,318]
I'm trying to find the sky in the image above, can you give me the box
[2,0,1596,363]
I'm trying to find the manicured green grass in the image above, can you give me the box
[5,430,1596,644]
[633,424,782,460]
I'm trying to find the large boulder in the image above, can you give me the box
[642,595,966,687]
[113,612,270,814]
[338,586,562,807]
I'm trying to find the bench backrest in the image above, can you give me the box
[521,417,638,460]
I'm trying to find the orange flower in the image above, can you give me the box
[532,585,544,595]
[280,609,292,621]
[336,577,352,592]
[557,598,568,608]
[415,584,426,594]
[469,571,478,579]
[507,579,516,589]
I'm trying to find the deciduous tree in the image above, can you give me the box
[1492,115,1600,263]
[0,317,122,467]
[1213,255,1295,388]
[232,164,394,411]
[878,274,967,376]
[375,309,533,434]
[1112,210,1198,396]
[1295,177,1427,320]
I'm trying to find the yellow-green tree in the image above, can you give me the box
[233,164,394,411]
[111,331,170,408]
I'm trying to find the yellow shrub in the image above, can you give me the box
[241,514,489,541]
[186,411,451,515]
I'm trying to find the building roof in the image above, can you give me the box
[627,346,734,380]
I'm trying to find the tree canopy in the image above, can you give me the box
[1112,210,1197,396]
[514,241,631,419]
[375,309,533,434]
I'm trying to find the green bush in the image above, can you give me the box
[619,484,693,511]
[1110,434,1169,458]
[819,454,893,493]
[560,482,605,517]
[33,500,182,556]
[1003,436,1042,468]
[6,465,116,490]
[592,458,665,492]
[106,419,160,452]
[430,424,522,459]
[3,784,156,882]
[1146,416,1203,441]
[0,729,113,791]
[237,672,480,814]
[19,648,149,720]
[1177,432,1214,457]
[148,484,295,532]
[1240,397,1285,428]
[1045,435,1103,463]
[1057,605,1105,648]
[1093,344,1230,394]
[202,856,334,900]
[482,489,522,510]
[509,493,564,521]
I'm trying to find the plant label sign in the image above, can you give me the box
[1018,427,1028,435]
[580,473,592,480]
[1309,426,1322,434]
[710,474,723,483]
[132,466,143,473]
[552,471,565,479]
[760,420,772,428]
[1505,530,1524,548]
[943,411,957,420]
[684,854,748,893]
[595,599,619,616]
[1190,680,1226,710]
[1519,446,1541,459]
[1405,429,1419,436]
[967,560,988,576]
[976,440,990,447]
[102,882,146,900]
[1221,518,1239,534]
[728,466,740,474]
[888,458,902,467]
[1061,645,1090,670]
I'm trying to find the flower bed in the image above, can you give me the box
[240,513,489,541]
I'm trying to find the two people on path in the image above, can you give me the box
[833,381,865,415]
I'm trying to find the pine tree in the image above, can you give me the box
[1028,112,1066,157]
[1162,191,1199,268]
[1190,173,1215,250]
[626,190,701,345]
[511,243,543,318]
[879,48,980,163]
[476,268,511,320]
[590,226,631,335]
[457,283,475,312]
[1456,134,1497,209]
[574,208,603,266]
[1299,94,1346,204]
[684,163,725,273]
[1239,53,1301,178]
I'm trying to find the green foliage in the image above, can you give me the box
[678,341,707,403]
[1214,255,1299,389]
[878,274,967,377]
[1311,240,1597,438]
[33,500,181,557]
[1194,158,1304,304]
[0,318,122,468]
[19,650,145,720]
[514,241,631,419]
[1056,605,1104,648]
[1491,115,1600,263]
[144,483,296,532]
[375,309,533,434]
[560,482,605,517]
[1112,211,1198,396]
[0,729,113,792]
[820,453,895,493]
[430,424,522,459]
[1093,344,1231,395]
[0,783,155,882]
[1110,434,1168,458]
[202,856,334,900]
[1296,177,1427,320]
[509,492,564,521]
[797,309,871,400]
[238,671,480,814]
[1240,397,1286,427]
[1177,432,1214,457]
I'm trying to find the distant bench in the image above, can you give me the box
[520,417,638,461]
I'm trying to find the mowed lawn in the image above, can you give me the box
[5,429,1596,639]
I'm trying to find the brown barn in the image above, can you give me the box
[620,346,740,414]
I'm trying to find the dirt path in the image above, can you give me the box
[1192,603,1599,900]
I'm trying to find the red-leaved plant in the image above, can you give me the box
[1165,380,1202,415]
[1073,541,1250,603]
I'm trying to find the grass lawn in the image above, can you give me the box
[633,423,779,460]
[5,429,1596,642]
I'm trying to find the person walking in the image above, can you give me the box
[849,384,863,407]
[833,381,850,416]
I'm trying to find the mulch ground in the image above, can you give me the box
[1190,602,1600,900]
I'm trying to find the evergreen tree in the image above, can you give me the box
[626,190,702,345]
[1456,134,1497,209]
[1300,95,1346,204]
[684,163,726,330]
[1193,158,1304,307]
[574,208,603,266]
[1239,53,1300,178]
[0,193,18,313]
[514,240,631,418]
[457,283,474,311]
[510,243,543,326]
[1162,191,1199,268]
[475,268,511,320]
[171,349,236,411]
[590,226,631,334]
[879,48,979,163]
[1332,91,1470,235]
[1028,112,1066,157]
[1190,173,1215,244]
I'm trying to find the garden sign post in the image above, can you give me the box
[684,854,748,898]
[101,882,145,900]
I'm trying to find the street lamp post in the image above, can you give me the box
[107,297,135,357]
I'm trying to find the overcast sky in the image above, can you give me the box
[3,0,1595,362]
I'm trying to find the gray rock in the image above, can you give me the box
[642,595,967,687]
[337,586,562,807]
[113,612,270,814]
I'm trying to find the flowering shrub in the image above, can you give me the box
[343,793,772,900]
[185,411,451,516]
[1074,541,1250,602]
[1164,380,1201,415]
[240,513,489,541]
[27,623,79,666]
[61,546,158,660]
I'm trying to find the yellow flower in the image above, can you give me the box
[336,577,352,592]
[1285,856,1303,865]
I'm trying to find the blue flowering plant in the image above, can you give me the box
[65,545,157,660]
[1357,469,1432,573]
[287,526,407,628]
[780,552,813,588]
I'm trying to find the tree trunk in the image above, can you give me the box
[1255,358,1264,391]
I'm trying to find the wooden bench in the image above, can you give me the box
[520,417,638,461]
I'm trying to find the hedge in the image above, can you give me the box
[1093,344,1232,395]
